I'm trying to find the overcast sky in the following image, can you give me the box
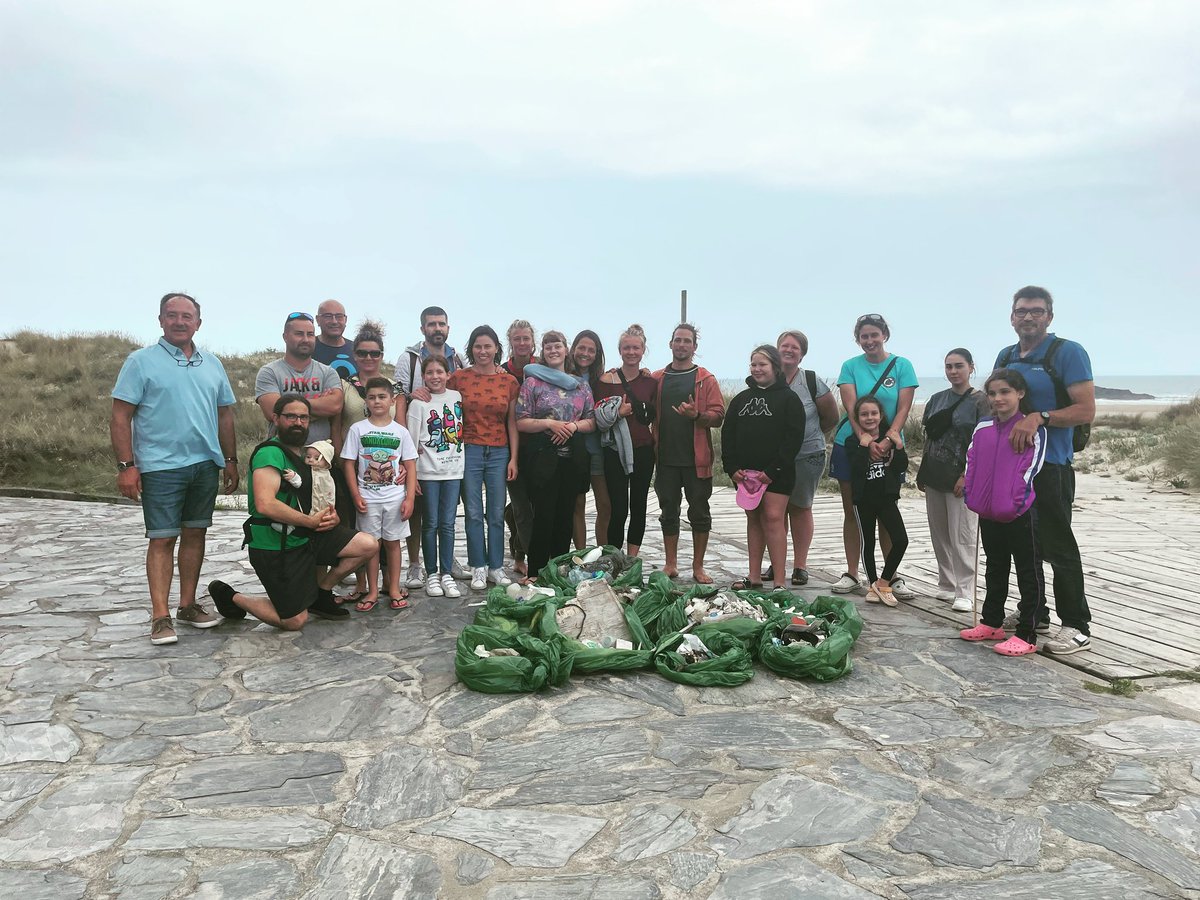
[3,1,1197,378]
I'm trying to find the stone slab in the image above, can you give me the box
[930,732,1074,799]
[168,751,345,807]
[247,681,427,742]
[343,746,467,827]
[472,725,651,788]
[498,766,723,807]
[891,796,1041,868]
[455,852,495,886]
[1043,801,1200,890]
[612,803,698,861]
[715,773,887,858]
[1082,715,1200,757]
[833,701,981,745]
[240,649,392,693]
[418,807,606,868]
[1147,795,1200,854]
[961,694,1099,727]
[301,833,441,900]
[126,812,331,850]
[0,767,149,862]
[193,859,300,899]
[667,851,717,891]
[653,710,861,766]
[1097,760,1162,807]
[0,722,81,765]
[709,854,880,899]
[550,694,655,724]
[0,772,55,821]
[486,875,662,899]
[0,868,88,900]
[900,858,1175,899]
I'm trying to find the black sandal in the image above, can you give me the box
[730,577,763,591]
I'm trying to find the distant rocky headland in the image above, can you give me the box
[1095,386,1155,401]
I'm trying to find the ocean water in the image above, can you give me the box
[718,375,1200,404]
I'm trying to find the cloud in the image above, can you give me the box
[3,0,1199,190]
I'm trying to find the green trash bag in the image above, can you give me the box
[473,588,564,636]
[538,545,645,594]
[757,595,864,682]
[563,640,654,675]
[628,572,688,642]
[653,626,755,687]
[455,624,572,694]
[680,590,787,654]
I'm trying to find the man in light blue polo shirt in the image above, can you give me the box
[111,293,239,646]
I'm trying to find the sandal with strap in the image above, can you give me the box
[338,590,368,606]
[730,577,763,591]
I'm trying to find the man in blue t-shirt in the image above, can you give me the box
[111,293,239,646]
[994,285,1096,656]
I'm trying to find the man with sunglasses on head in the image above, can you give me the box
[111,293,239,646]
[312,298,356,379]
[255,312,345,445]
[994,285,1096,656]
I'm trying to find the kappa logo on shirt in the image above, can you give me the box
[740,397,773,417]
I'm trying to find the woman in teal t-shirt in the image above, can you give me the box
[829,314,918,598]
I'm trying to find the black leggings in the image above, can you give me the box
[604,445,655,549]
[854,498,908,583]
[980,509,1047,643]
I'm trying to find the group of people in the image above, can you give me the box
[111,286,1096,660]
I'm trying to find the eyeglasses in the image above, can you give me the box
[318,313,347,321]
[856,314,885,324]
[277,412,311,422]
[160,344,203,367]
[354,349,383,358]
[286,312,314,323]
[1012,308,1048,319]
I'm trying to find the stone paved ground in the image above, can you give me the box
[1,496,1199,899]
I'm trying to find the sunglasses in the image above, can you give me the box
[355,349,383,358]
[286,312,314,323]
[856,313,885,324]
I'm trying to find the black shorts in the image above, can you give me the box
[248,525,356,619]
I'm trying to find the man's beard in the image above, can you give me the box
[279,424,309,447]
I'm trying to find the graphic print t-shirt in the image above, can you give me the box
[340,420,417,504]
[255,358,342,442]
[407,390,468,480]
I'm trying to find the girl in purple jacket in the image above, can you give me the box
[959,369,1048,656]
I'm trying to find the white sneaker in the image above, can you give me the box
[488,568,512,587]
[425,575,444,597]
[1043,626,1091,655]
[407,564,427,589]
[890,577,916,600]
[934,589,956,602]
[451,558,471,581]
[442,574,462,598]
[830,573,860,594]
[951,597,973,613]
[470,567,488,591]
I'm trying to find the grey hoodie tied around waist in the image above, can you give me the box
[594,395,634,475]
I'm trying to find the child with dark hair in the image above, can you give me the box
[960,368,1048,656]
[845,396,909,606]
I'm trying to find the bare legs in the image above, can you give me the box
[746,494,788,589]
[147,527,207,618]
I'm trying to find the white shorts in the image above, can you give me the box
[359,501,410,542]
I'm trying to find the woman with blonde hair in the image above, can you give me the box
[594,324,659,556]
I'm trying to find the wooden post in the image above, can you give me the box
[680,289,687,324]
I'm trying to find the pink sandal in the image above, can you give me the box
[960,624,1005,642]
[993,636,1038,656]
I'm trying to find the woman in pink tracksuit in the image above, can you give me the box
[959,369,1048,657]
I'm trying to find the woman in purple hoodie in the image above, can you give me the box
[959,369,1048,656]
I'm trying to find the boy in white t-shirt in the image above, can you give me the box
[341,377,418,611]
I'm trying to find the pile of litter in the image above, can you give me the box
[454,550,864,693]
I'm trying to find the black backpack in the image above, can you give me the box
[998,338,1090,452]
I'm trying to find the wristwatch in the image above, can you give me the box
[1039,411,1052,424]
[117,460,137,472]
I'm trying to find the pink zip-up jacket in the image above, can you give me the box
[963,413,1046,523]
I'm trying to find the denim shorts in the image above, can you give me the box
[789,450,826,507]
[141,461,220,538]
[828,442,851,482]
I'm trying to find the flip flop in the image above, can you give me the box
[355,596,381,612]
[338,590,368,606]
[389,595,410,610]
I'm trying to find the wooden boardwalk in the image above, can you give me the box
[619,472,1199,681]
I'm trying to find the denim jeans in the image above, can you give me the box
[420,478,460,575]
[463,444,510,570]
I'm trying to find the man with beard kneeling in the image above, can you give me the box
[208,394,376,630]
